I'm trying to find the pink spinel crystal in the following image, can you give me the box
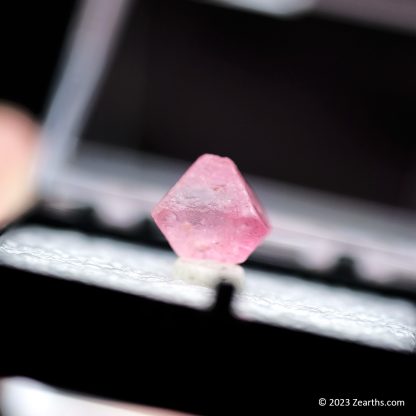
[151,154,270,264]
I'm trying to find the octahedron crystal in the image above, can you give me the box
[151,154,270,264]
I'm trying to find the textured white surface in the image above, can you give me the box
[0,226,415,352]
[55,146,416,283]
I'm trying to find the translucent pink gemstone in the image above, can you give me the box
[151,154,270,264]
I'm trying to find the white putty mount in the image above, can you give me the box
[173,257,245,290]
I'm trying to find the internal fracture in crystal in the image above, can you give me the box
[152,154,270,264]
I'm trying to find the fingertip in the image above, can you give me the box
[0,102,39,227]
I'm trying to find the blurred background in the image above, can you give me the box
[1,0,416,414]
[2,0,416,282]
[2,0,416,209]
[86,0,416,210]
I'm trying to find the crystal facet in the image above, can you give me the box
[151,154,270,264]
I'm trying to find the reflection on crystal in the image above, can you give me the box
[152,154,270,264]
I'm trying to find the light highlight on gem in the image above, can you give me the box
[152,154,270,264]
